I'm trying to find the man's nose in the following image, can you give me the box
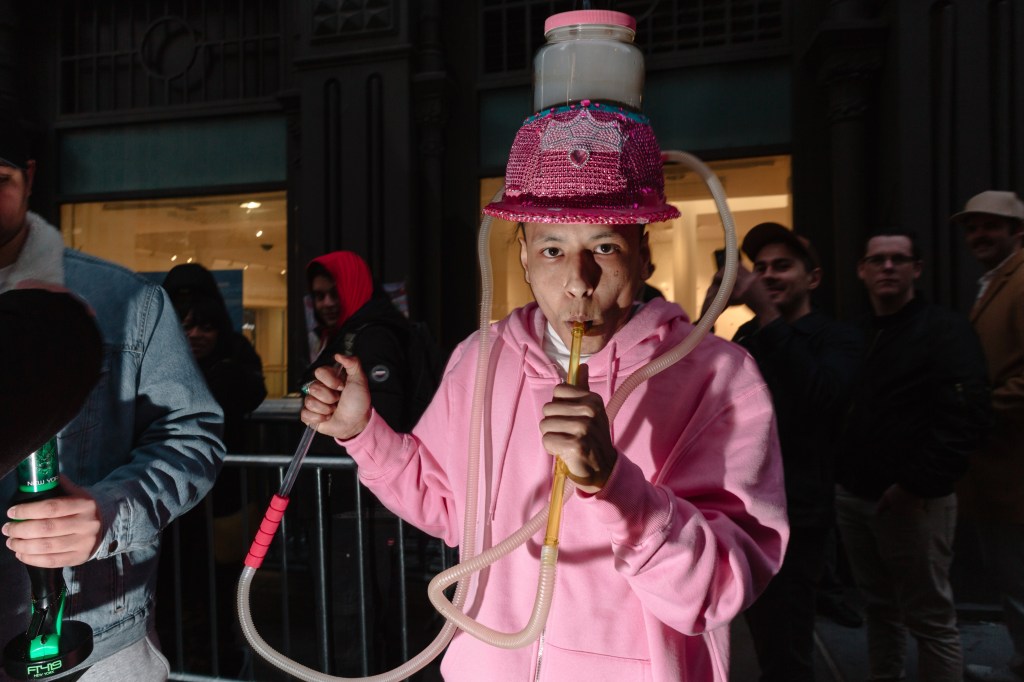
[565,251,599,297]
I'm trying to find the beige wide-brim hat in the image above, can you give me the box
[950,190,1024,224]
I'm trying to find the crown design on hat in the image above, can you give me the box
[485,102,680,225]
[539,109,624,172]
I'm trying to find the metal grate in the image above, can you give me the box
[162,453,451,680]
[480,0,789,78]
[310,0,398,41]
[58,0,285,116]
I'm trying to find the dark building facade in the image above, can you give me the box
[1,0,1021,388]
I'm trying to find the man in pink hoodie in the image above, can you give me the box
[301,104,788,681]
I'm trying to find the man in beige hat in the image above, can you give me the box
[952,190,1024,682]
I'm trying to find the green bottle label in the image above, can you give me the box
[18,438,61,493]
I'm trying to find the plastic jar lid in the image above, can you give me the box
[543,10,637,35]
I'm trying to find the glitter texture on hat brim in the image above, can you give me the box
[484,103,681,225]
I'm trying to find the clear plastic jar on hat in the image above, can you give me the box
[533,10,644,112]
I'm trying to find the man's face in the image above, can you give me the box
[962,214,1022,270]
[0,161,34,258]
[857,235,921,306]
[310,274,340,328]
[751,242,820,319]
[519,222,650,354]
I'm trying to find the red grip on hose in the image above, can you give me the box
[244,494,290,569]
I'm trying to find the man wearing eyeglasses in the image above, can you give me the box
[834,230,991,682]
[951,191,1024,682]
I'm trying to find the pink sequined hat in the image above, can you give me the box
[484,102,680,225]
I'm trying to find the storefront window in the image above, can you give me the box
[61,191,289,397]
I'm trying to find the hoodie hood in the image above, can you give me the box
[162,263,235,361]
[307,250,374,340]
[162,262,222,300]
[501,297,692,385]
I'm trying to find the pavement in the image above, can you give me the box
[729,593,1014,681]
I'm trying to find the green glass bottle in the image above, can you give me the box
[17,437,61,494]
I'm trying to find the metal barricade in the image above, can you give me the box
[160,453,450,682]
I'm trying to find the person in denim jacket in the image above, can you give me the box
[0,117,225,681]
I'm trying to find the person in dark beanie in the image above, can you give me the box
[163,263,267,452]
[158,263,266,678]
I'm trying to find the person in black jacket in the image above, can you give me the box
[163,264,267,452]
[836,230,991,682]
[303,250,418,433]
[703,223,862,681]
[159,263,267,677]
[302,250,443,674]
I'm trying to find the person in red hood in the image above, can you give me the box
[303,250,446,674]
[303,250,418,434]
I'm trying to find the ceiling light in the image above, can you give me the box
[256,230,263,238]
[280,269,287,275]
[171,254,177,262]
[186,257,193,263]
[240,201,261,210]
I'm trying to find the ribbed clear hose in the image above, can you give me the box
[237,565,458,682]
[604,150,738,421]
[238,151,738,676]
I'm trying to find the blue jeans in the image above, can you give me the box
[836,487,961,681]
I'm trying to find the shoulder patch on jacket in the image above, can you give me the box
[368,364,391,383]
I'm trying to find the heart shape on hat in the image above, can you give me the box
[569,148,590,167]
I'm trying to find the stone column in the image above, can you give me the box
[805,0,885,318]
[412,0,447,334]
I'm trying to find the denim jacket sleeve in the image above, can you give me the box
[63,254,225,559]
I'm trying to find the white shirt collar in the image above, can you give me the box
[543,322,592,377]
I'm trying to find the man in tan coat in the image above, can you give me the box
[953,190,1024,682]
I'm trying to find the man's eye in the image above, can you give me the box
[541,247,562,258]
[594,244,618,255]
[753,264,767,274]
